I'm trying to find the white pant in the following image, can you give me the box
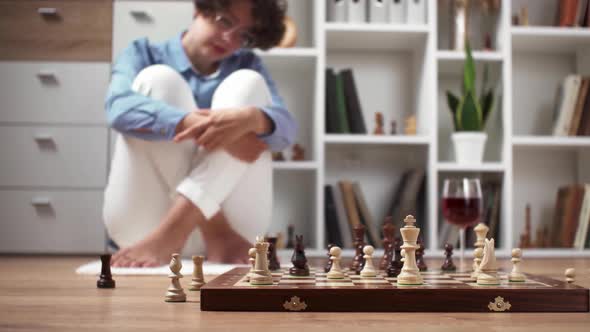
[103,65,273,256]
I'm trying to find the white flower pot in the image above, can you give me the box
[452,132,487,164]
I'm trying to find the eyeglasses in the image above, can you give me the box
[213,13,255,48]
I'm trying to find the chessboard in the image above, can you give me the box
[200,267,589,312]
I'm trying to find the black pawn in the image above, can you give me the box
[289,235,310,276]
[387,237,403,277]
[441,243,457,272]
[416,238,428,272]
[350,224,366,274]
[324,243,334,273]
[266,236,281,271]
[286,224,295,249]
[97,254,115,288]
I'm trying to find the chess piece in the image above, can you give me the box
[441,243,457,271]
[289,235,310,276]
[404,115,416,135]
[324,243,334,273]
[416,238,427,272]
[292,143,305,161]
[360,245,378,278]
[272,151,285,161]
[519,6,529,26]
[250,240,273,285]
[327,246,345,279]
[165,253,186,302]
[565,268,576,284]
[373,112,384,135]
[278,16,297,47]
[470,247,484,280]
[519,204,532,249]
[387,237,403,277]
[97,254,115,289]
[189,255,206,290]
[266,236,281,271]
[350,224,366,273]
[484,33,492,51]
[476,238,500,285]
[246,247,256,282]
[508,248,525,282]
[472,223,489,272]
[512,14,520,26]
[397,215,423,285]
[379,218,395,270]
[286,224,295,248]
[390,120,397,135]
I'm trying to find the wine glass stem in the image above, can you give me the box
[459,227,466,272]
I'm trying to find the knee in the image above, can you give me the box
[211,69,271,108]
[132,64,187,98]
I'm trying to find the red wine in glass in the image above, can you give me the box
[441,197,482,227]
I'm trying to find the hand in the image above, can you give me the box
[225,133,268,163]
[174,109,211,142]
[174,107,257,151]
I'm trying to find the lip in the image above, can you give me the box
[211,43,227,55]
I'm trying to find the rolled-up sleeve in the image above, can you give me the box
[248,54,298,152]
[105,39,187,140]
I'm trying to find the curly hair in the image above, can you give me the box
[193,0,287,50]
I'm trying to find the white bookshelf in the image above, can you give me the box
[264,0,590,258]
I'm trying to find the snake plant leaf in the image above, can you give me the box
[458,90,482,131]
[463,42,476,94]
[446,91,460,131]
[481,89,494,128]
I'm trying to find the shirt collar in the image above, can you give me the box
[169,31,193,73]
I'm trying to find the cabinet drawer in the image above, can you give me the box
[113,1,193,58]
[0,126,108,187]
[0,189,105,253]
[0,0,112,61]
[0,62,110,124]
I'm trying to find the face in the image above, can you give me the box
[190,0,255,61]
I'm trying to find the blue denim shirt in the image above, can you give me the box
[105,32,297,151]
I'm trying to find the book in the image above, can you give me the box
[550,187,569,246]
[569,78,589,135]
[333,183,353,248]
[327,0,347,22]
[341,68,367,134]
[559,0,580,26]
[561,185,585,247]
[488,182,502,245]
[335,72,351,133]
[553,75,582,136]
[338,180,362,229]
[406,0,426,24]
[325,68,340,133]
[347,0,367,23]
[389,0,405,24]
[577,77,590,136]
[368,0,388,23]
[391,168,425,224]
[324,185,344,247]
[573,184,590,249]
[352,181,380,247]
[575,0,589,26]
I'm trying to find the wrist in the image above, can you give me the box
[246,107,272,135]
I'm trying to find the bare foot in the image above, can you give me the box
[111,231,184,267]
[204,228,252,264]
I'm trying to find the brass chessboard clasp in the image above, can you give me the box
[488,296,511,312]
[283,296,307,311]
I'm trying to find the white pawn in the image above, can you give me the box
[565,268,576,284]
[246,247,256,282]
[188,255,206,290]
[508,248,525,282]
[327,246,345,279]
[360,245,377,278]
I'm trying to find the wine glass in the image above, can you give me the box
[441,178,483,271]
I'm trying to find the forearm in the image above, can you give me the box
[246,106,274,136]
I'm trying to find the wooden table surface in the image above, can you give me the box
[0,255,589,332]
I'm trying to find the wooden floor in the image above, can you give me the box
[0,255,589,332]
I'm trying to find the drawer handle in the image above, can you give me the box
[130,10,151,20]
[31,197,52,206]
[34,134,54,142]
[37,7,59,16]
[37,71,57,80]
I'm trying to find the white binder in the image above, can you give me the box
[368,0,388,23]
[389,0,405,24]
[406,0,426,24]
[347,0,367,23]
[327,0,347,22]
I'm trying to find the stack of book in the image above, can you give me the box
[324,168,426,248]
[325,68,367,134]
[326,0,427,24]
[550,184,590,249]
[552,75,590,136]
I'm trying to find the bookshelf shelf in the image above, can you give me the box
[324,134,430,145]
[256,47,318,57]
[437,50,504,75]
[436,162,506,172]
[325,23,429,51]
[512,136,590,148]
[273,161,318,171]
[511,27,590,53]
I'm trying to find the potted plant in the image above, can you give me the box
[446,42,495,164]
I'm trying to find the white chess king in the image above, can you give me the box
[396,215,423,286]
